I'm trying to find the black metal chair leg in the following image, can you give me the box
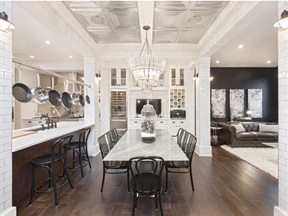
[132,193,136,216]
[29,165,35,205]
[51,163,58,206]
[72,150,75,169]
[189,167,194,192]
[165,166,168,192]
[62,159,73,189]
[78,148,84,178]
[84,146,92,169]
[100,168,106,192]
[155,192,158,210]
[158,191,163,216]
[127,168,130,192]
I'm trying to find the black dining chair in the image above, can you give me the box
[63,127,92,178]
[129,156,164,216]
[29,135,73,206]
[165,129,197,192]
[110,128,119,144]
[98,132,130,192]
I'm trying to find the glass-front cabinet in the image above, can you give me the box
[170,68,185,87]
[111,68,127,87]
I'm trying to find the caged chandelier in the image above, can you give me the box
[128,25,166,89]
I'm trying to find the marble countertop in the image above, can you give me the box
[104,129,188,161]
[12,122,95,152]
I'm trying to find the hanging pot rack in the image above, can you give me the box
[13,59,91,88]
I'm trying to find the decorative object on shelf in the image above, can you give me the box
[248,89,262,118]
[211,89,226,118]
[141,100,156,143]
[128,25,166,89]
[274,10,288,30]
[170,89,185,109]
[0,11,15,32]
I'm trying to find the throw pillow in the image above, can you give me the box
[259,124,278,133]
[232,124,245,132]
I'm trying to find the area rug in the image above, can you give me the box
[220,145,278,179]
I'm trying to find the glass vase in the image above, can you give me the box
[141,100,156,143]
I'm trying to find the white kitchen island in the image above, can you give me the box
[12,121,95,152]
[12,121,95,208]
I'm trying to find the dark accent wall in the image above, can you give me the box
[211,67,278,122]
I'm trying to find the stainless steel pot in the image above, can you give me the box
[31,74,49,104]
[71,83,80,105]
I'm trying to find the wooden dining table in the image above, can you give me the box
[103,129,188,162]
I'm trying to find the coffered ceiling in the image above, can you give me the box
[12,1,278,69]
[65,1,227,44]
[153,1,227,43]
[64,1,141,43]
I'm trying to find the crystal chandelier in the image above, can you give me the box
[128,26,166,89]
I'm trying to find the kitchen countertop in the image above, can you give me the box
[12,121,95,152]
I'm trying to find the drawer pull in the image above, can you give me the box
[134,121,138,123]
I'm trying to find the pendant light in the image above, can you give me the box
[0,11,15,32]
[274,10,288,30]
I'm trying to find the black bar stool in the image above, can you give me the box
[29,135,74,206]
[63,128,92,177]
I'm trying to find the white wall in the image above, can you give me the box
[0,2,16,216]
[274,1,288,216]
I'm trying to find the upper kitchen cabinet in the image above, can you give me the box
[111,68,127,88]
[170,68,185,87]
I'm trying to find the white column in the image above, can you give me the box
[100,68,110,134]
[83,57,98,156]
[0,2,17,216]
[274,2,288,216]
[195,57,212,157]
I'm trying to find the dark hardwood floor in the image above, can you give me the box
[18,146,278,216]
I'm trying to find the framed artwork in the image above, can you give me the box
[230,89,244,118]
[248,89,263,118]
[211,89,226,118]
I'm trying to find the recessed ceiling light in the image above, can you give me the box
[266,60,271,64]
[30,55,35,58]
[68,56,73,58]
[45,40,51,45]
[215,60,220,64]
[238,44,244,49]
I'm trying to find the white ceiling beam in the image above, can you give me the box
[137,1,154,45]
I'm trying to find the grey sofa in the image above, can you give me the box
[218,122,278,147]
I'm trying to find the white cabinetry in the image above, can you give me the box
[129,119,141,129]
[170,68,185,87]
[111,68,127,87]
[169,119,186,136]
[128,118,169,129]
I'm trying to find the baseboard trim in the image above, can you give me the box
[0,207,16,216]
[274,207,288,216]
[88,144,100,157]
[195,144,212,157]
